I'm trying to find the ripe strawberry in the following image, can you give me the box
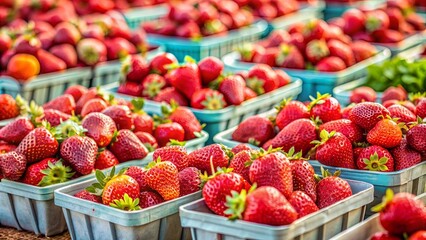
[117,82,142,97]
[342,8,366,35]
[406,123,426,152]
[109,129,148,162]
[249,150,293,198]
[43,94,75,115]
[165,104,202,140]
[275,43,305,69]
[134,132,158,152]
[302,19,327,42]
[101,174,140,207]
[357,145,394,172]
[121,55,149,83]
[288,150,317,202]
[140,74,166,98]
[316,168,352,209]
[198,56,224,85]
[350,41,377,63]
[270,118,317,155]
[327,40,355,67]
[373,29,403,43]
[308,93,342,123]
[167,57,201,99]
[373,189,426,235]
[232,116,274,146]
[82,112,117,147]
[391,138,421,171]
[139,191,164,209]
[246,64,278,95]
[75,88,106,115]
[236,43,264,62]
[94,149,119,170]
[74,190,102,203]
[229,150,252,183]
[133,113,153,134]
[153,144,188,171]
[218,75,246,106]
[0,94,19,120]
[316,57,346,72]
[191,88,227,110]
[319,119,364,143]
[22,158,74,186]
[0,142,16,154]
[264,30,290,48]
[253,47,278,67]
[64,85,88,102]
[61,133,98,175]
[367,118,403,148]
[154,122,185,147]
[274,70,291,87]
[313,130,355,169]
[41,109,72,127]
[0,151,26,180]
[350,86,377,103]
[154,87,189,106]
[125,166,151,192]
[387,105,416,124]
[188,144,231,175]
[384,100,416,114]
[416,98,426,119]
[102,105,134,130]
[231,144,252,154]
[145,158,180,200]
[203,170,248,216]
[80,98,108,118]
[349,102,390,130]
[149,53,178,75]
[369,232,400,240]
[179,167,201,196]
[243,87,257,101]
[16,127,59,163]
[382,86,407,103]
[0,118,34,144]
[289,190,319,218]
[409,231,426,240]
[275,98,309,130]
[365,10,390,32]
[305,40,329,64]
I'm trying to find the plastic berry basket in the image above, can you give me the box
[330,193,426,240]
[323,0,386,20]
[146,20,268,61]
[332,77,383,106]
[122,4,169,30]
[222,46,391,101]
[54,178,201,240]
[371,31,426,57]
[179,179,373,240]
[0,67,93,105]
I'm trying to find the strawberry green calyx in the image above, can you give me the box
[143,79,165,98]
[236,43,255,60]
[146,157,163,170]
[408,92,426,103]
[354,142,370,148]
[362,152,389,171]
[315,166,341,182]
[120,55,132,75]
[245,147,281,167]
[371,188,394,212]
[365,16,381,32]
[248,138,260,146]
[275,97,293,112]
[27,100,43,126]
[55,119,87,141]
[220,144,234,161]
[246,77,265,95]
[131,98,145,114]
[38,160,75,187]
[307,92,331,111]
[168,139,186,146]
[284,147,305,161]
[224,184,257,220]
[311,129,336,147]
[201,91,226,110]
[276,44,292,66]
[86,166,127,196]
[110,193,141,211]
[15,94,30,116]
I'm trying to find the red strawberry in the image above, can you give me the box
[349,102,390,130]
[0,143,16,154]
[367,118,403,148]
[22,158,74,186]
[275,99,309,130]
[352,32,374,42]
[105,37,136,60]
[0,94,19,120]
[154,122,185,147]
[102,105,134,130]
[43,94,75,115]
[253,47,278,67]
[316,168,352,209]
[218,75,246,106]
[198,56,224,85]
[243,87,257,101]
[16,127,59,163]
[406,123,426,152]
[270,118,317,155]
[191,88,227,110]
[308,93,342,123]
[289,190,319,218]
[387,105,416,124]
[237,43,264,62]
[302,19,327,42]
[153,144,188,171]
[121,55,149,83]
[327,40,355,67]
[274,69,291,87]
[383,100,416,113]
[61,134,98,175]
[0,118,34,144]
[125,166,151,191]
[82,112,117,148]
[81,98,109,117]
[232,116,274,146]
[342,8,366,35]
[76,38,107,66]
[372,29,403,43]
[275,43,305,69]
[319,119,364,143]
[188,144,231,175]
[75,88,106,115]
[162,105,201,141]
[0,151,26,180]
[382,86,407,103]
[416,98,426,119]
[176,21,201,39]
[409,231,426,240]
[229,150,252,183]
[406,13,426,31]
[314,130,355,169]
[264,29,290,48]
[41,109,72,127]
[178,167,201,196]
[50,44,77,68]
[133,113,153,134]
[316,57,346,72]
[357,145,394,172]
[141,74,166,98]
[305,39,329,64]
[231,144,252,154]
[386,8,404,30]
[167,57,201,99]
[145,158,180,200]
[36,49,67,74]
[74,190,102,203]
[154,87,189,106]
[94,149,119,170]
[391,138,421,171]
[350,41,377,63]
[109,129,148,162]
[149,53,178,75]
[288,149,317,202]
[117,82,142,97]
[139,191,164,209]
[350,86,377,103]
[246,64,278,95]
[96,171,140,207]
[369,232,400,240]
[365,10,390,32]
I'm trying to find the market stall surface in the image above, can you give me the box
[0,228,70,239]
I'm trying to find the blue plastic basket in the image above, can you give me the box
[332,77,383,106]
[323,0,386,20]
[122,4,169,30]
[222,46,391,101]
[147,20,268,61]
[372,32,426,57]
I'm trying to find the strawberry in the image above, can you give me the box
[154,87,189,106]
[275,98,309,130]
[198,56,224,85]
[133,113,153,134]
[406,123,426,152]
[244,87,257,101]
[367,118,403,148]
[135,132,158,152]
[41,109,71,127]
[94,149,119,170]
[382,86,407,103]
[305,40,329,64]
[102,105,134,130]
[313,130,355,169]
[36,49,67,74]
[302,19,327,42]
[289,191,319,218]
[327,40,355,67]
[349,102,390,130]
[383,100,416,114]
[100,172,140,208]
[179,167,201,196]
[357,145,394,172]
[167,57,201,99]
[316,57,346,72]
[372,189,426,235]
[81,98,108,117]
[308,93,342,123]
[0,94,19,120]
[288,149,317,202]
[188,144,231,175]
[231,144,252,154]
[275,43,305,69]
[0,143,16,154]
[246,64,278,95]
[139,191,164,209]
[0,151,26,180]
[316,168,352,209]
[406,13,426,31]
[386,7,404,30]
[0,118,34,144]
[237,43,264,62]
[105,37,137,61]
[372,29,403,43]
[387,105,416,124]
[269,118,317,155]
[125,166,151,192]
[16,126,59,164]
[391,138,422,171]
[350,41,377,63]
[109,129,148,162]
[229,150,252,183]
[176,21,201,39]
[274,70,291,87]
[121,55,149,83]
[409,231,426,240]
[191,88,227,110]
[153,144,188,171]
[319,119,364,143]
[74,190,102,203]
[154,122,185,147]
[145,158,180,200]
[202,169,248,216]
[82,112,117,147]
[22,158,74,186]
[149,53,178,75]
[350,86,377,103]
[75,88,106,115]
[369,232,400,240]
[117,82,142,97]
[232,116,274,146]
[253,47,278,67]
[218,75,246,106]
[248,149,293,198]
[365,10,390,32]
[342,8,366,35]
[263,30,290,48]
[141,74,166,98]
[416,98,426,119]
[165,104,202,140]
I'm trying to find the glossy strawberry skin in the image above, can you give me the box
[102,175,140,206]
[387,104,416,124]
[309,96,342,123]
[316,176,352,209]
[289,191,319,218]
[232,116,274,146]
[145,160,180,201]
[406,124,426,152]
[153,145,188,171]
[133,113,153,134]
[109,129,148,162]
[366,119,402,149]
[149,53,178,75]
[391,138,421,171]
[275,100,309,130]
[21,158,59,186]
[61,136,98,175]
[125,166,151,192]
[0,94,19,120]
[80,99,108,118]
[168,62,201,100]
[187,144,230,175]
[356,145,394,172]
[139,191,164,209]
[94,150,119,170]
[154,122,185,147]
[349,102,390,130]
[41,109,72,127]
[82,112,117,148]
[169,107,202,141]
[291,160,317,202]
[316,133,355,169]
[0,151,26,180]
[229,150,252,183]
[16,127,59,164]
[219,75,246,106]
[178,167,201,196]
[102,105,134,130]
[198,56,224,85]
[231,144,252,154]
[0,118,34,144]
[74,190,102,203]
[43,94,75,115]
[319,119,364,143]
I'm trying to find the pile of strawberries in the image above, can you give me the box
[0,84,204,186]
[201,145,353,225]
[71,0,168,15]
[369,189,426,239]
[0,2,149,81]
[238,19,378,72]
[232,91,426,172]
[0,94,23,121]
[330,0,425,44]
[118,54,291,109]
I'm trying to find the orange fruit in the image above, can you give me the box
[7,54,40,81]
